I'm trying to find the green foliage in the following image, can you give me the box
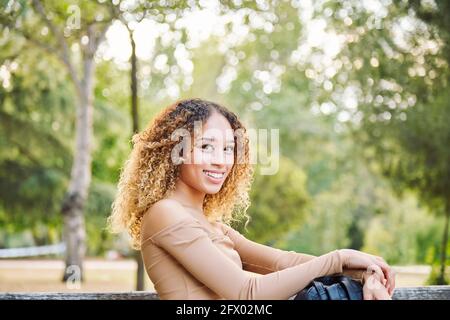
[0,46,72,226]
[362,195,439,265]
[426,264,449,286]
[0,19,131,254]
[233,157,309,245]
[84,181,117,255]
[324,0,450,213]
[313,1,450,275]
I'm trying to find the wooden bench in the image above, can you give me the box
[1,286,450,300]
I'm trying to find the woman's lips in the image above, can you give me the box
[203,170,225,184]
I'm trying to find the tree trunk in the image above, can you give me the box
[438,202,450,285]
[134,251,145,291]
[62,55,95,283]
[130,32,139,135]
[129,30,145,291]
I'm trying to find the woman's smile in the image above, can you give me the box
[202,169,226,184]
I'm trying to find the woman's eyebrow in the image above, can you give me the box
[200,137,235,144]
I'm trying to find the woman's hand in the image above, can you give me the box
[338,249,395,296]
[362,271,392,300]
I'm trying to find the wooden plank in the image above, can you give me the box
[0,292,159,300]
[0,287,449,300]
[392,286,450,300]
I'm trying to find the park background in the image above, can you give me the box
[0,0,449,292]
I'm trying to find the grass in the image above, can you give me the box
[0,258,154,292]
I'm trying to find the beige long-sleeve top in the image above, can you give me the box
[141,211,363,300]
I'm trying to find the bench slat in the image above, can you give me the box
[392,286,450,300]
[0,292,159,300]
[1,287,450,300]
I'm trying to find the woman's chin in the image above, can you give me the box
[202,183,223,194]
[205,188,222,194]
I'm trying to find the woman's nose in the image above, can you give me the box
[211,148,225,165]
[211,148,234,166]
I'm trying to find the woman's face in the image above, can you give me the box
[179,112,235,194]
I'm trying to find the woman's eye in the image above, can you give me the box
[224,146,234,153]
[201,144,214,152]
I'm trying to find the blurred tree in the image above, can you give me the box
[0,40,72,243]
[0,37,131,256]
[404,0,450,286]
[317,0,450,283]
[1,0,116,281]
[363,194,439,265]
[233,157,309,244]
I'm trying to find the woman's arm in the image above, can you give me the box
[220,223,365,282]
[219,223,314,274]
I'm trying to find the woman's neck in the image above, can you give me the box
[170,179,205,212]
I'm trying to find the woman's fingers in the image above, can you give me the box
[342,249,396,297]
[364,274,392,300]
[340,249,396,295]
[363,290,374,300]
[373,285,392,300]
[377,260,395,295]
[367,264,386,285]
[370,255,395,293]
[388,269,396,296]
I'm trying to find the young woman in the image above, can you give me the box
[108,98,395,300]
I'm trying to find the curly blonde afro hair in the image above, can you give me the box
[108,98,254,249]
